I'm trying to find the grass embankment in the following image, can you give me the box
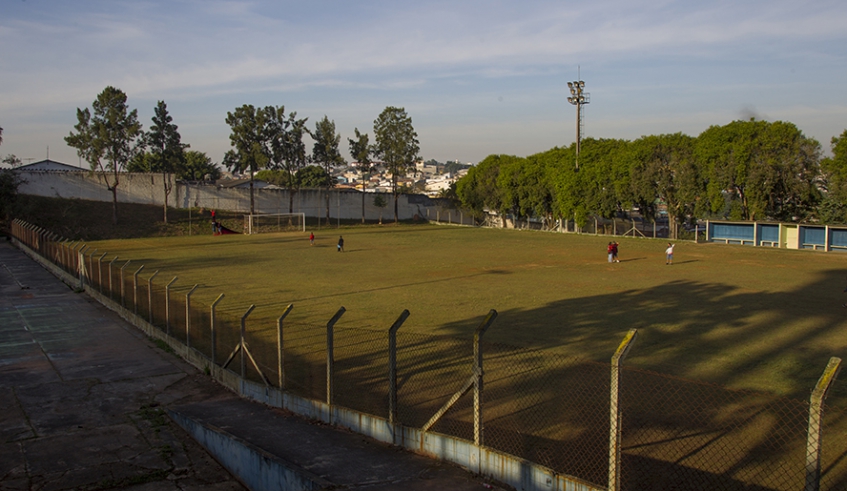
[11,194,244,240]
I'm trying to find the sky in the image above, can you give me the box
[1,0,846,168]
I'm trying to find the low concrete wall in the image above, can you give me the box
[168,410,332,491]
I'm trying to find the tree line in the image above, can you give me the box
[456,121,847,235]
[10,85,847,231]
[222,104,419,223]
[62,86,420,225]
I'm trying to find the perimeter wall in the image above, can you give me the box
[14,170,471,224]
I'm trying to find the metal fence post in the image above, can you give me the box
[804,357,842,491]
[211,294,225,364]
[388,309,411,426]
[326,307,346,406]
[120,260,130,308]
[147,270,159,324]
[108,256,118,298]
[57,235,63,255]
[63,241,72,273]
[86,249,97,288]
[185,284,199,348]
[133,265,144,315]
[473,309,498,446]
[63,239,71,271]
[240,305,256,378]
[165,277,178,335]
[73,242,83,279]
[73,243,80,285]
[97,252,107,293]
[60,240,67,272]
[609,329,638,491]
[277,304,294,389]
[71,241,80,273]
[77,246,89,290]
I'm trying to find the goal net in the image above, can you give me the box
[243,213,306,235]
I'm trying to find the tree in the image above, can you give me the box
[444,160,470,176]
[456,154,506,224]
[0,168,21,224]
[348,128,372,223]
[438,182,459,202]
[255,169,291,186]
[696,119,821,221]
[181,150,221,181]
[2,155,22,168]
[819,130,847,222]
[373,106,419,223]
[146,101,187,223]
[373,194,388,224]
[224,104,269,215]
[65,86,142,224]
[297,165,333,188]
[628,133,700,238]
[265,106,309,213]
[575,138,631,222]
[126,151,155,173]
[532,147,583,228]
[312,116,345,223]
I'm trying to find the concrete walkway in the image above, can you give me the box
[0,240,247,491]
[0,240,506,491]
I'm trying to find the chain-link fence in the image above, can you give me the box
[619,365,827,490]
[477,213,701,241]
[11,219,847,491]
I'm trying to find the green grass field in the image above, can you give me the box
[87,223,847,399]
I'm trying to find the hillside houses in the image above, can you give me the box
[338,159,469,196]
[14,156,471,198]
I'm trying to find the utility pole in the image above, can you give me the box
[567,75,589,170]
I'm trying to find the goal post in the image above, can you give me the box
[244,213,306,235]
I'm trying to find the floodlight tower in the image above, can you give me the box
[567,79,589,170]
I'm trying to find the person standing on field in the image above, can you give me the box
[607,242,614,263]
[309,232,315,246]
[612,241,620,263]
[337,236,344,252]
[665,243,675,265]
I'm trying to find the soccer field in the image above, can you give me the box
[88,224,847,398]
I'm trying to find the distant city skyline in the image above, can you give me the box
[2,0,846,168]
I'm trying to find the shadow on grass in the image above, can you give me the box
[61,251,847,490]
[318,321,841,491]
[406,269,847,490]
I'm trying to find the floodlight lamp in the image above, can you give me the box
[567,82,573,89]
[567,97,573,103]
[579,81,585,88]
[579,96,585,102]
